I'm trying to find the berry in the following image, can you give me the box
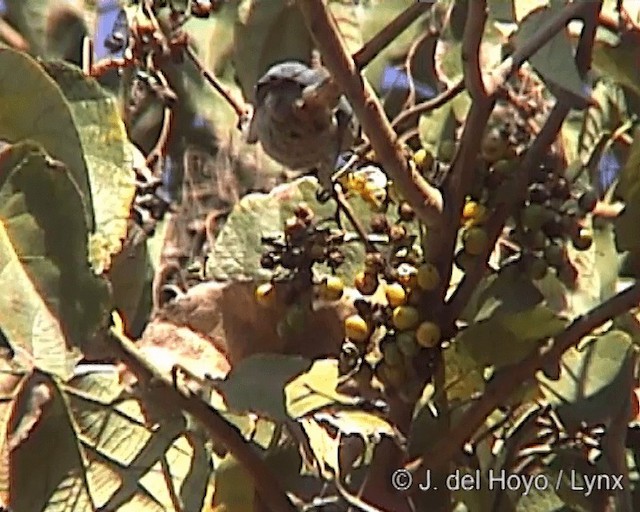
[552,177,571,200]
[544,243,565,267]
[438,140,456,163]
[397,332,419,356]
[578,190,598,213]
[398,201,415,222]
[416,321,441,348]
[572,228,594,251]
[463,226,489,256]
[389,224,407,242]
[260,253,277,269]
[520,204,552,231]
[413,148,434,171]
[345,315,371,343]
[385,283,408,307]
[396,263,418,289]
[319,276,344,301]
[462,200,487,225]
[523,229,546,251]
[542,214,564,238]
[481,130,508,163]
[417,263,440,291]
[355,271,378,295]
[524,255,549,280]
[392,306,420,331]
[528,183,550,204]
[454,249,475,272]
[255,283,276,307]
[370,214,390,234]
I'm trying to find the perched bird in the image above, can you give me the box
[246,60,358,195]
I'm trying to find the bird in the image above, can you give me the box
[245,60,358,197]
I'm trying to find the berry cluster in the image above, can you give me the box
[259,203,346,278]
[510,159,597,284]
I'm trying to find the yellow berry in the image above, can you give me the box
[463,226,489,256]
[319,276,344,301]
[417,263,440,291]
[354,271,378,295]
[385,283,407,307]
[416,321,441,348]
[392,306,420,331]
[345,315,371,343]
[462,200,488,226]
[413,148,434,171]
[255,283,276,307]
[396,263,418,289]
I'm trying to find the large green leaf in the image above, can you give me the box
[0,143,110,377]
[286,359,366,419]
[418,103,457,159]
[538,330,635,426]
[216,354,312,421]
[41,61,137,274]
[0,48,94,230]
[514,4,586,100]
[62,370,211,511]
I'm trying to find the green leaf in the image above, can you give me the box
[65,370,210,511]
[0,143,110,377]
[298,417,341,479]
[443,342,485,402]
[458,305,567,369]
[3,0,51,55]
[474,268,543,322]
[217,354,312,421]
[418,103,457,158]
[11,378,88,512]
[592,31,640,97]
[538,330,635,426]
[501,304,568,341]
[41,61,137,274]
[0,48,94,230]
[285,359,364,419]
[456,316,539,369]
[233,0,314,102]
[313,409,395,440]
[614,182,640,253]
[514,5,586,99]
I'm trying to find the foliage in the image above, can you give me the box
[2,1,640,511]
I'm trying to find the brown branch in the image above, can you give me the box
[461,0,487,100]
[391,78,465,131]
[184,45,249,119]
[108,320,297,512]
[429,0,492,299]
[353,2,432,69]
[297,0,444,228]
[408,279,640,481]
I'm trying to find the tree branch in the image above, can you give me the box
[353,1,432,69]
[297,0,444,228]
[108,320,297,512]
[408,280,640,481]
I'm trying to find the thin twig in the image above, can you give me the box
[297,0,444,228]
[90,57,132,77]
[108,318,297,512]
[391,79,465,131]
[353,2,432,69]
[407,279,640,481]
[184,45,248,119]
[334,184,377,253]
